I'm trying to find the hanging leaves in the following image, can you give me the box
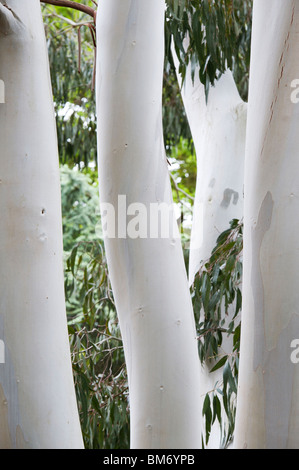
[191,218,243,448]
[165,0,253,101]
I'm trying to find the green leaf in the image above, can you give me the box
[202,394,212,444]
[212,395,221,425]
[223,361,237,395]
[210,355,228,373]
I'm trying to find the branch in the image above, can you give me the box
[40,0,96,21]
[0,3,24,35]
[169,171,195,202]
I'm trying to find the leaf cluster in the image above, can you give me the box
[60,165,100,252]
[65,239,129,449]
[43,4,97,168]
[61,169,129,449]
[165,0,253,101]
[191,218,243,447]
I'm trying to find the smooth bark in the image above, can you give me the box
[176,61,246,287]
[96,0,202,449]
[0,0,83,448]
[172,45,246,447]
[234,0,299,449]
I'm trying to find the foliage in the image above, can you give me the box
[66,241,129,449]
[44,3,95,104]
[191,218,243,448]
[43,3,192,167]
[43,3,97,168]
[163,67,193,151]
[44,1,253,170]
[60,168,130,449]
[169,137,197,200]
[165,0,253,101]
[168,138,197,264]
[60,165,100,252]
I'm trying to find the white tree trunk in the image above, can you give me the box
[96,0,202,449]
[234,0,299,449]
[172,47,246,447]
[0,0,83,448]
[177,64,247,287]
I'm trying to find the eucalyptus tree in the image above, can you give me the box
[234,0,299,449]
[94,0,253,449]
[41,0,299,450]
[7,0,297,451]
[172,57,246,448]
[43,0,252,449]
[96,0,202,449]
[0,0,83,448]
[165,1,252,283]
[166,0,251,447]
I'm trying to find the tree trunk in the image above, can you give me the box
[0,0,83,448]
[175,59,246,287]
[172,45,246,447]
[234,0,299,449]
[96,0,202,449]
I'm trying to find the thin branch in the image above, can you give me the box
[77,24,82,72]
[169,171,195,202]
[41,1,97,87]
[47,11,87,26]
[40,0,96,21]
